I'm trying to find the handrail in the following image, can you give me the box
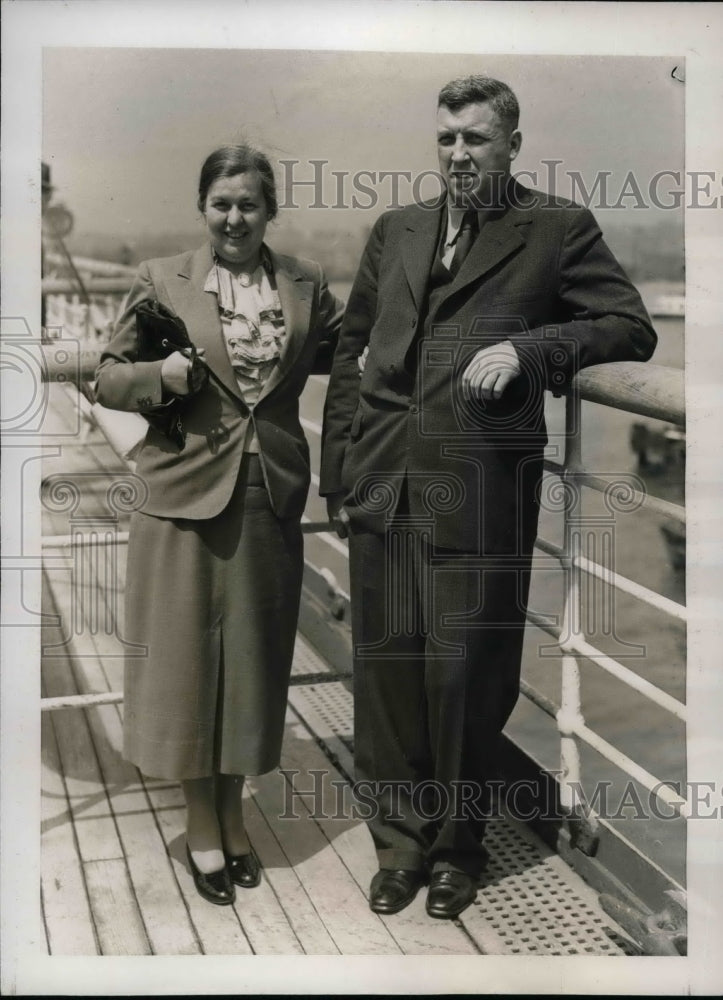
[43,252,137,278]
[573,361,684,426]
[43,276,134,296]
[41,341,685,428]
[38,281,687,837]
[42,268,685,425]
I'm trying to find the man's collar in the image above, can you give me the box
[444,173,517,228]
[444,187,517,244]
[444,204,486,246]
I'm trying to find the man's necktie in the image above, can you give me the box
[449,210,479,276]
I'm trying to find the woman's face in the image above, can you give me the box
[203,171,269,271]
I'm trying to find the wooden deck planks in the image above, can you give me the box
[56,612,202,957]
[242,793,338,955]
[43,556,151,955]
[279,710,481,956]
[84,858,151,955]
[42,567,201,956]
[248,713,401,957]
[42,548,488,958]
[41,552,483,957]
[42,650,122,865]
[226,855,306,956]
[112,782,202,956]
[142,782,253,956]
[40,710,98,956]
[77,645,300,956]
[38,393,553,959]
[38,377,639,962]
[89,705,200,956]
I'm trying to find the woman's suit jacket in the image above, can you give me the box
[97,242,343,521]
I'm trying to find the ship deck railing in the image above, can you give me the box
[40,275,687,819]
[32,274,687,956]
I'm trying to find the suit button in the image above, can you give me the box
[410,404,418,414]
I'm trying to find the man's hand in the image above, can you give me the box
[326,491,351,539]
[358,344,369,377]
[461,340,520,400]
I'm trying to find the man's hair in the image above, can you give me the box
[437,76,520,132]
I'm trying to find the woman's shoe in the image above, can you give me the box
[186,845,235,905]
[225,848,261,888]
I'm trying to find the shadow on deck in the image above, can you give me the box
[41,571,635,958]
[39,385,635,957]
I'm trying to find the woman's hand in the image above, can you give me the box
[161,351,193,395]
[161,349,206,396]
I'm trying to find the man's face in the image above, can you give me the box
[436,101,521,209]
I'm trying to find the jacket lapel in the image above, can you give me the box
[256,250,313,404]
[434,204,531,311]
[164,244,314,406]
[402,205,444,312]
[167,243,244,402]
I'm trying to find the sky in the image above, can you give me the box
[43,48,685,245]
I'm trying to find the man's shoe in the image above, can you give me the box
[425,870,477,919]
[186,846,235,906]
[369,868,425,914]
[225,849,261,888]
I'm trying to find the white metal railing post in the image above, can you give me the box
[556,386,587,824]
[38,289,688,830]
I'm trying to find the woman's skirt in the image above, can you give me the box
[122,454,303,780]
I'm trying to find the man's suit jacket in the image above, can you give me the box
[320,180,657,553]
[97,242,343,521]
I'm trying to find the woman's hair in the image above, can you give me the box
[197,144,278,219]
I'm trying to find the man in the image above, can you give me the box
[320,76,656,919]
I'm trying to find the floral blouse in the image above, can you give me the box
[204,250,287,452]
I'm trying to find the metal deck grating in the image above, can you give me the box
[288,678,355,778]
[291,634,335,678]
[474,819,634,955]
[37,381,646,961]
[291,678,353,744]
[290,637,635,956]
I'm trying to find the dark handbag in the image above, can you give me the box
[134,298,209,449]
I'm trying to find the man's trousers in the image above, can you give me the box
[348,510,533,877]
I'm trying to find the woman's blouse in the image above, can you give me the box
[204,251,287,453]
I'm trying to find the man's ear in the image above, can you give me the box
[509,129,522,161]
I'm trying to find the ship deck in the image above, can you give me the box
[40,384,636,958]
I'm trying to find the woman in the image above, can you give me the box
[96,145,343,905]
